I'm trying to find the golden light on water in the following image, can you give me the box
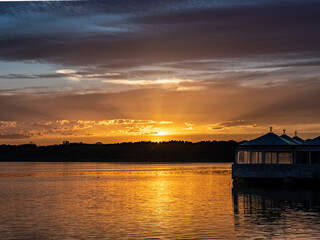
[1,163,320,238]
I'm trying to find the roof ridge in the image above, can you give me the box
[240,132,297,146]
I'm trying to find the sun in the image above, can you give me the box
[157,131,168,136]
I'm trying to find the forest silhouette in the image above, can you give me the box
[0,140,239,162]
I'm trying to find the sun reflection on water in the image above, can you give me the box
[1,163,319,239]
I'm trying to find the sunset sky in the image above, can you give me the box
[1,0,320,144]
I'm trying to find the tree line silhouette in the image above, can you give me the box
[0,140,239,162]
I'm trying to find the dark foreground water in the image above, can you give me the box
[1,163,320,239]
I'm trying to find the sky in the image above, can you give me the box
[0,0,320,144]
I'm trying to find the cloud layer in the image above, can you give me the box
[1,0,320,143]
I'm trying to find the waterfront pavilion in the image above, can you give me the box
[233,130,320,181]
[236,128,297,164]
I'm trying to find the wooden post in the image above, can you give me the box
[234,149,238,164]
[309,151,312,165]
[292,149,296,164]
[262,150,266,164]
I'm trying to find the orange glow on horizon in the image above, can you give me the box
[1,118,320,145]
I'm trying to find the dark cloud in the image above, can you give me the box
[0,0,276,17]
[0,69,178,88]
[216,120,255,128]
[0,133,30,139]
[0,73,66,80]
[0,78,320,126]
[0,1,320,68]
[236,81,320,125]
[1,0,320,142]
[255,59,320,69]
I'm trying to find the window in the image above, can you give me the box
[266,152,277,164]
[238,151,262,164]
[278,152,292,164]
[238,151,250,164]
[311,151,320,164]
[251,152,262,164]
[296,151,309,164]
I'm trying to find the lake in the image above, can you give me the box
[0,162,320,239]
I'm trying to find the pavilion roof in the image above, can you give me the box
[302,136,320,146]
[280,134,301,144]
[240,132,297,146]
[292,136,305,144]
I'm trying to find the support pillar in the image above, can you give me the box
[292,150,296,164]
[262,150,266,164]
[234,149,238,164]
[309,151,312,165]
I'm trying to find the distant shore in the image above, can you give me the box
[0,140,238,163]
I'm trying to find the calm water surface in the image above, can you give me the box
[1,162,320,239]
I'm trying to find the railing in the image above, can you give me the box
[232,164,320,179]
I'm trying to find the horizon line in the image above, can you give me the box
[1,139,241,146]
